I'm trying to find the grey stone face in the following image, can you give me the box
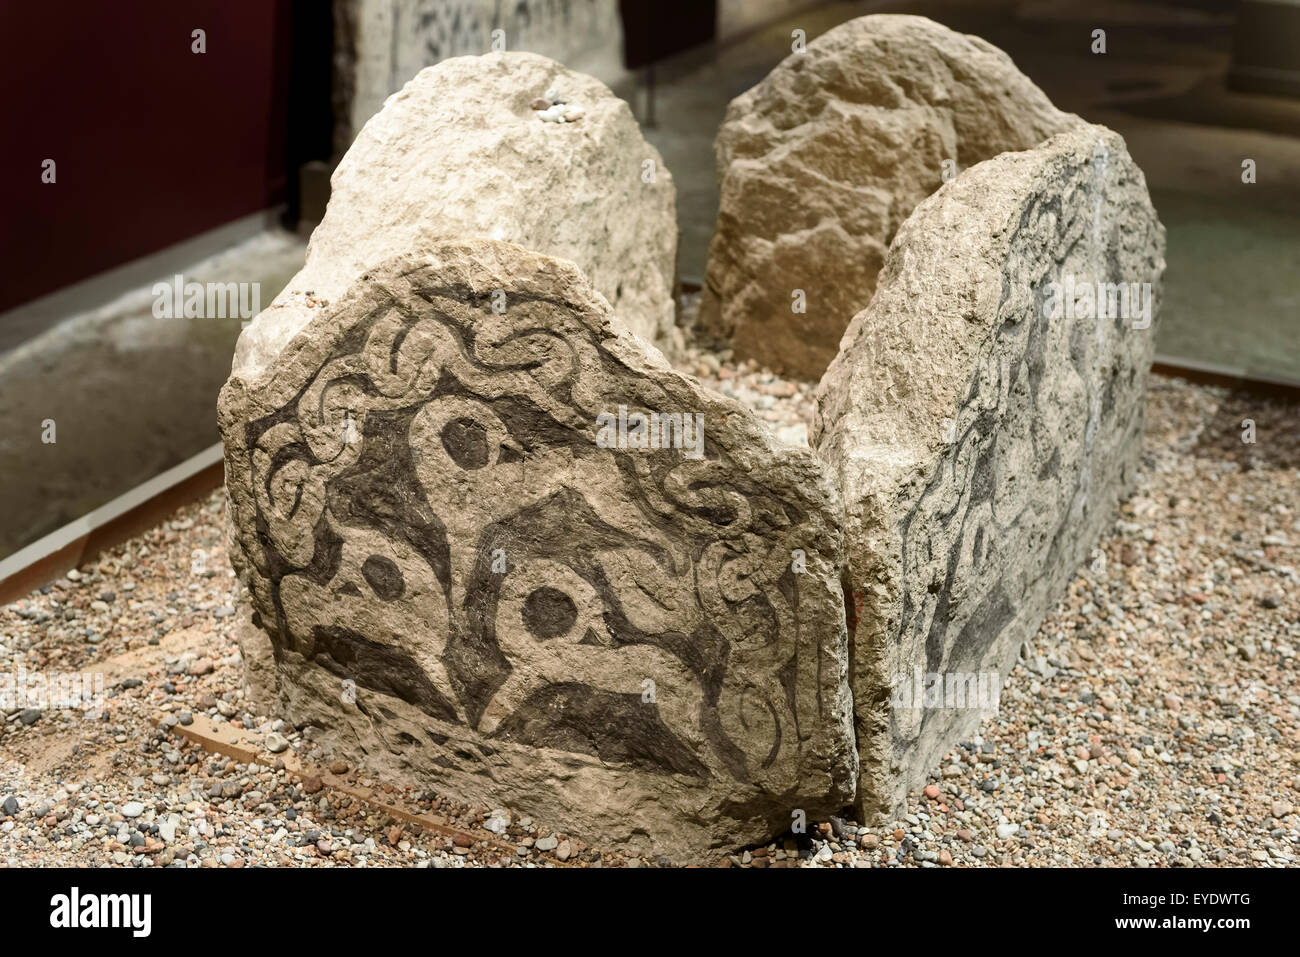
[813,124,1166,819]
[219,240,856,859]
[700,13,1077,380]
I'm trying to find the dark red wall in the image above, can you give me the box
[619,0,717,68]
[0,2,293,313]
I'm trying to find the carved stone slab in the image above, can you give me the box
[220,239,856,858]
[813,124,1166,819]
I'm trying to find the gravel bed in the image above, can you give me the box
[1,347,1296,866]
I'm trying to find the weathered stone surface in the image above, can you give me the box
[235,51,678,379]
[334,0,626,153]
[813,123,1165,820]
[700,14,1077,379]
[219,238,855,859]
[233,601,279,714]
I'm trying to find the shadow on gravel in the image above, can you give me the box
[1189,390,1300,471]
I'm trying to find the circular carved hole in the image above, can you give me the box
[440,417,491,469]
[361,555,405,601]
[522,586,578,640]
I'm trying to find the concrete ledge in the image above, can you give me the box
[0,211,283,356]
[0,444,224,606]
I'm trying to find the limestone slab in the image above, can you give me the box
[813,123,1166,819]
[220,239,856,858]
[701,14,1077,379]
[236,51,678,379]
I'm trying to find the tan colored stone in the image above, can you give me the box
[232,601,279,714]
[219,238,855,859]
[235,51,678,383]
[814,123,1165,821]
[701,14,1077,379]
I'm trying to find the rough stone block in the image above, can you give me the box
[700,14,1077,379]
[813,123,1166,819]
[219,239,856,859]
[233,600,279,714]
[235,51,679,376]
